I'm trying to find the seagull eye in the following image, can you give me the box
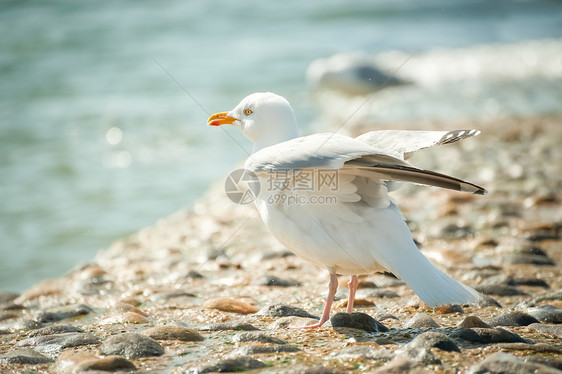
[244,108,253,116]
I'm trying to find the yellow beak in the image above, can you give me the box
[207,112,237,126]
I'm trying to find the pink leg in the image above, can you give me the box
[291,273,338,329]
[346,275,359,313]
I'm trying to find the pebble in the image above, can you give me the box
[0,312,18,321]
[232,344,300,355]
[475,295,503,308]
[29,324,84,336]
[335,298,375,308]
[151,291,197,301]
[406,331,460,352]
[328,346,394,362]
[253,275,302,287]
[232,331,286,344]
[372,358,429,374]
[56,351,136,373]
[525,356,562,371]
[496,342,562,354]
[439,223,474,238]
[526,304,562,323]
[142,325,204,341]
[373,312,399,321]
[101,311,149,324]
[34,304,92,323]
[435,304,463,314]
[269,316,320,329]
[505,246,555,266]
[468,352,560,374]
[100,332,165,359]
[260,249,294,260]
[0,292,19,304]
[17,333,101,353]
[186,270,204,278]
[365,289,399,298]
[395,347,441,365]
[201,321,259,331]
[528,323,562,338]
[458,316,491,328]
[0,329,9,335]
[480,274,549,288]
[530,290,562,305]
[404,314,440,329]
[198,356,266,373]
[12,319,44,330]
[263,365,344,374]
[330,312,389,332]
[372,275,405,287]
[475,284,527,296]
[487,311,540,327]
[258,303,318,319]
[202,298,258,314]
[111,301,148,316]
[450,328,526,343]
[0,348,53,365]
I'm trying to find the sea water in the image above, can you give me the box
[0,0,560,292]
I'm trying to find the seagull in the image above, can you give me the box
[208,92,486,329]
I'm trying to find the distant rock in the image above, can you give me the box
[258,304,318,319]
[458,316,491,329]
[525,304,562,324]
[232,332,286,344]
[253,275,301,287]
[201,321,259,331]
[475,284,527,296]
[263,364,344,374]
[232,344,300,356]
[372,358,429,374]
[34,304,92,323]
[202,298,258,315]
[29,325,84,336]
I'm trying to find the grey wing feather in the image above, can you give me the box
[355,129,481,159]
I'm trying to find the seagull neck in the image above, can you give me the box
[252,130,299,154]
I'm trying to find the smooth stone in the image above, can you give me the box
[23,333,101,353]
[0,329,9,335]
[264,365,344,374]
[111,302,148,316]
[0,292,19,304]
[475,284,527,296]
[506,246,555,266]
[479,274,549,288]
[232,331,286,344]
[395,347,441,365]
[458,316,491,328]
[152,291,197,301]
[0,348,53,364]
[12,319,44,330]
[336,298,375,308]
[29,325,84,336]
[34,304,92,323]
[142,325,204,341]
[373,312,399,321]
[365,289,399,299]
[372,358,429,374]
[201,321,259,331]
[232,344,300,355]
[526,304,562,323]
[530,290,562,305]
[253,275,301,287]
[476,295,503,308]
[439,223,474,238]
[101,312,149,324]
[406,331,460,352]
[495,342,561,354]
[511,277,550,288]
[260,250,294,260]
[488,311,540,327]
[468,352,560,374]
[330,312,389,332]
[268,316,320,329]
[202,298,258,315]
[450,328,526,343]
[404,314,440,329]
[186,270,204,278]
[258,304,318,319]
[78,356,137,372]
[528,323,562,338]
[100,332,165,359]
[57,351,137,373]
[525,356,562,371]
[436,304,464,314]
[328,346,393,361]
[198,356,266,373]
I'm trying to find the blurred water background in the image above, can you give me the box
[1,0,561,292]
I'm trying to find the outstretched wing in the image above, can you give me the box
[245,133,486,195]
[355,129,481,159]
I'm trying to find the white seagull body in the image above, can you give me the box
[208,92,485,328]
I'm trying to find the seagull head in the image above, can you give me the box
[207,92,299,152]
